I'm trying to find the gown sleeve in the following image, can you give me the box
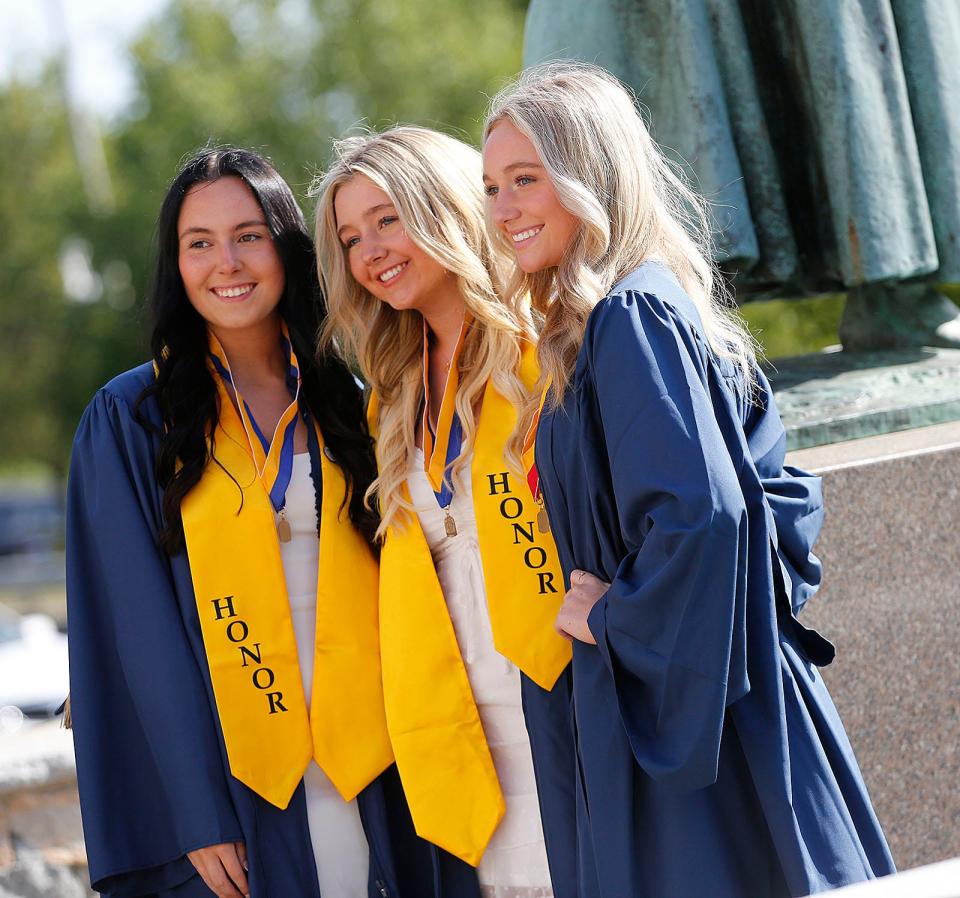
[740,369,825,617]
[67,388,242,897]
[581,291,751,792]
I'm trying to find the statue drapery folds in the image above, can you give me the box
[525,0,960,348]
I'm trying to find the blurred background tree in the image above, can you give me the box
[0,0,527,479]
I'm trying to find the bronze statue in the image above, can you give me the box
[524,0,960,349]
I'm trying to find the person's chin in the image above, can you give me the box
[517,254,549,275]
[382,291,418,313]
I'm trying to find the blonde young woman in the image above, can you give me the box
[481,63,896,898]
[313,126,574,898]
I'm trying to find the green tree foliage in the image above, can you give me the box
[301,0,526,142]
[0,0,526,476]
[0,71,117,477]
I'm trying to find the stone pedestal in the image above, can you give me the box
[771,347,960,450]
[787,421,960,871]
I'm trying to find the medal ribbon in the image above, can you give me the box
[421,316,469,504]
[428,413,464,511]
[208,326,300,513]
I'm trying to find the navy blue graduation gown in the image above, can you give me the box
[530,263,896,898]
[67,363,479,898]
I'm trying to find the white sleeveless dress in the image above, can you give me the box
[408,449,554,898]
[278,452,369,897]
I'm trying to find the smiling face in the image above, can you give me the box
[333,174,460,318]
[482,119,579,274]
[177,176,285,339]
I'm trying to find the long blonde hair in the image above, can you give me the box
[313,126,530,537]
[484,61,757,409]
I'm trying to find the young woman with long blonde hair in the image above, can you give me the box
[313,126,574,898]
[481,62,896,898]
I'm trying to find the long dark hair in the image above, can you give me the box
[136,146,379,553]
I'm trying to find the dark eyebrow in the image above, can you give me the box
[178,220,269,241]
[482,161,545,182]
[336,203,396,237]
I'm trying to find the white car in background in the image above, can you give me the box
[0,603,69,731]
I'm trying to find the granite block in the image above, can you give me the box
[788,424,960,871]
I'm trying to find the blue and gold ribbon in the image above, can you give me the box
[420,317,468,495]
[207,326,301,516]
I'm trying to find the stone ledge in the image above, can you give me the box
[0,848,94,898]
[786,419,960,472]
[769,347,960,450]
[0,721,89,896]
[812,857,960,897]
[0,723,75,797]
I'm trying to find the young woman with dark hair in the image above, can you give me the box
[140,146,378,553]
[66,147,433,898]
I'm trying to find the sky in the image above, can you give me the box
[0,0,171,117]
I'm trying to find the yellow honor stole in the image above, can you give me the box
[180,328,392,809]
[374,334,572,866]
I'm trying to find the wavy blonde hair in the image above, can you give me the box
[484,61,757,413]
[313,126,530,537]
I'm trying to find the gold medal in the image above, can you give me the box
[537,504,550,534]
[444,512,458,538]
[277,511,292,543]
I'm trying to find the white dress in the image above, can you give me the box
[278,452,369,897]
[409,449,554,898]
